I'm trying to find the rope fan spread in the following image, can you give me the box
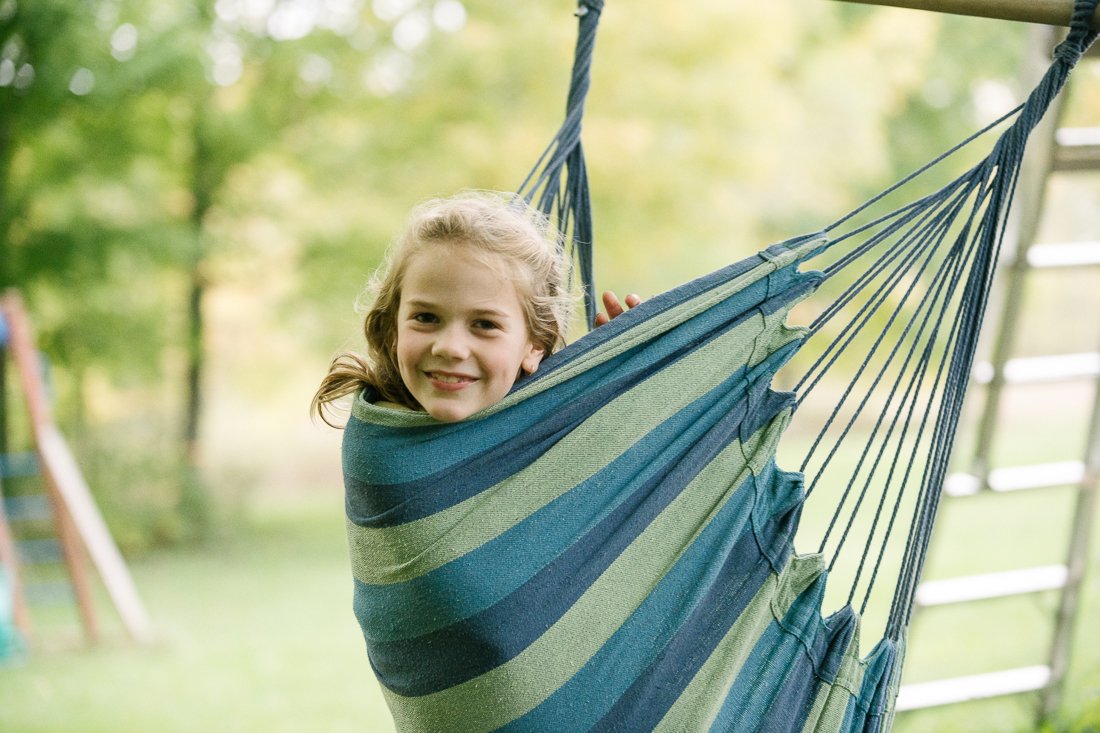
[343,2,1099,731]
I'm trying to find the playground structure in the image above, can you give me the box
[0,291,152,650]
[829,2,1100,722]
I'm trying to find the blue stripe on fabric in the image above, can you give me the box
[705,571,856,733]
[347,341,695,528]
[355,352,791,643]
[345,271,818,527]
[584,464,806,733]
[500,463,795,733]
[838,638,899,733]
[529,233,825,384]
[754,607,858,733]
[367,376,796,696]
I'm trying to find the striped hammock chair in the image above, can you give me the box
[343,2,1099,731]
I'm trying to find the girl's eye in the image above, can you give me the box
[412,312,438,324]
[473,319,500,331]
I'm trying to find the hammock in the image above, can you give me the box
[343,2,1098,731]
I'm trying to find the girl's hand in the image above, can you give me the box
[594,291,642,327]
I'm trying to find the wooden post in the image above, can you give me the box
[0,291,153,644]
[0,488,31,636]
[831,0,1100,30]
[0,293,100,643]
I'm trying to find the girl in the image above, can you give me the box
[312,190,638,425]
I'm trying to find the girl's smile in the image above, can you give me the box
[395,246,543,422]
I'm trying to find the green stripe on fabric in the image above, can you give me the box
[770,553,827,621]
[879,635,907,730]
[498,237,823,409]
[379,426,786,733]
[798,622,863,733]
[653,554,824,733]
[349,304,802,586]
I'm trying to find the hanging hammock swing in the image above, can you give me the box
[343,2,1099,731]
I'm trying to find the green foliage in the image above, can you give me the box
[0,0,1078,560]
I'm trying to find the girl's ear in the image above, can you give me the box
[521,345,544,375]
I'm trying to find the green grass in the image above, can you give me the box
[0,467,1096,732]
[0,499,396,733]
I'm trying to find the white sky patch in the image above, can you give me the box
[372,0,417,23]
[432,0,465,32]
[13,62,33,90]
[0,0,17,23]
[920,77,952,110]
[319,0,362,35]
[70,67,96,96]
[111,23,138,61]
[208,36,244,86]
[2,36,23,63]
[363,49,412,95]
[0,59,14,87]
[216,0,274,35]
[299,53,333,87]
[268,0,320,40]
[392,11,430,52]
[971,79,1018,126]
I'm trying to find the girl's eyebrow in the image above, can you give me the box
[403,299,511,319]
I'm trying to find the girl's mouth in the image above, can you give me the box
[426,371,476,390]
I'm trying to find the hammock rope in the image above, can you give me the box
[344,3,1099,730]
[520,0,1097,627]
[518,0,606,326]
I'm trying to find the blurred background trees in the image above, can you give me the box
[0,0,1027,549]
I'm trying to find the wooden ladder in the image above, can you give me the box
[0,290,153,647]
[896,25,1100,721]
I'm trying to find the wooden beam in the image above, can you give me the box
[0,291,154,645]
[832,0,1100,30]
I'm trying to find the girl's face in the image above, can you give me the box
[395,246,543,422]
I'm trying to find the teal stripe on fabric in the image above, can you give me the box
[707,566,845,732]
[839,638,901,732]
[496,463,776,731]
[346,283,810,589]
[374,411,793,732]
[524,234,826,386]
[345,268,814,527]
[364,388,796,696]
[354,358,784,644]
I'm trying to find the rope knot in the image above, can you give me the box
[1051,0,1098,66]
[575,0,604,17]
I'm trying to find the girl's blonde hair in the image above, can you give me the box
[312,191,574,426]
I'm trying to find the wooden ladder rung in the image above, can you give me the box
[1027,241,1100,269]
[0,452,39,479]
[972,353,1100,385]
[1053,127,1100,171]
[915,565,1067,607]
[896,666,1051,712]
[2,495,53,523]
[943,460,1086,496]
[15,538,65,565]
[22,580,75,606]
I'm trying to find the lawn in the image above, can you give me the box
[0,474,1096,731]
[0,498,396,732]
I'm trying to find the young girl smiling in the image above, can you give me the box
[313,191,637,424]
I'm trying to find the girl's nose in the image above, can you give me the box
[431,326,470,360]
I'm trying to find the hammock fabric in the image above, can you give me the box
[344,2,1098,731]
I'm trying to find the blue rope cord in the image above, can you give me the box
[519,1,605,326]
[802,0,1097,634]
[524,0,1099,641]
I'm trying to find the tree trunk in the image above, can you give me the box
[179,108,216,537]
